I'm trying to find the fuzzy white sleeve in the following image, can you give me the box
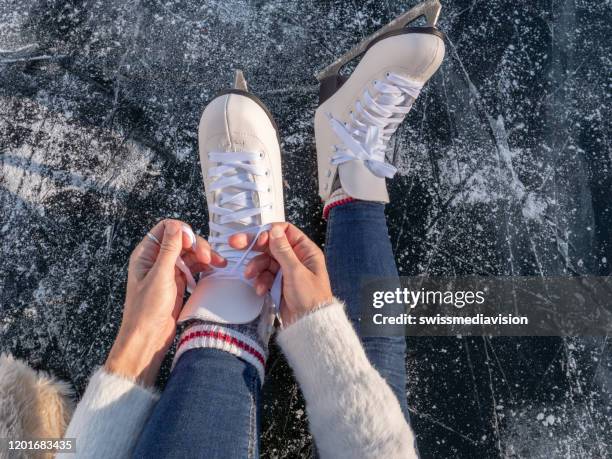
[276,300,417,459]
[57,368,159,459]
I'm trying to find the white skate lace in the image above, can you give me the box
[327,73,423,178]
[205,150,282,308]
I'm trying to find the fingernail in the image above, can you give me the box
[270,226,284,239]
[166,221,180,236]
[182,224,197,249]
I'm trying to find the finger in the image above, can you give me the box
[130,223,166,265]
[191,234,211,264]
[141,220,166,249]
[181,252,215,274]
[173,271,187,320]
[227,223,309,253]
[130,219,187,276]
[154,220,184,271]
[210,250,227,267]
[181,251,200,269]
[180,226,204,290]
[147,219,185,246]
[175,269,186,298]
[141,219,194,254]
[268,224,301,270]
[188,235,226,267]
[280,222,314,250]
[181,224,197,250]
[254,271,275,296]
[278,222,302,244]
[183,249,225,268]
[228,231,269,253]
[278,223,326,273]
[190,263,212,274]
[245,253,279,279]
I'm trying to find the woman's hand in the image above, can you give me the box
[105,219,225,386]
[229,223,333,326]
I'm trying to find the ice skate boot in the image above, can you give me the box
[316,0,445,204]
[178,70,285,326]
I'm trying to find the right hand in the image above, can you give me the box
[229,223,333,326]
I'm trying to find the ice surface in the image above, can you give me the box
[1,0,610,457]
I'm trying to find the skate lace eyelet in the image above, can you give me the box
[265,170,270,176]
[259,152,264,158]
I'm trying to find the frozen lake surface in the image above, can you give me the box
[1,1,610,457]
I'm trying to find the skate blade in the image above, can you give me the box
[233,69,249,91]
[316,0,441,81]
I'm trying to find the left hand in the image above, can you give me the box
[105,219,226,386]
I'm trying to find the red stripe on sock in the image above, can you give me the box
[177,330,266,366]
[323,197,356,220]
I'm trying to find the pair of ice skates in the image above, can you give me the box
[178,0,446,325]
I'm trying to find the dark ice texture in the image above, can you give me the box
[1,1,610,457]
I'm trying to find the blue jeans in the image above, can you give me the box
[133,348,261,458]
[325,201,409,419]
[134,201,408,457]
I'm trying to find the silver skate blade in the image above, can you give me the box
[234,69,249,91]
[316,0,441,81]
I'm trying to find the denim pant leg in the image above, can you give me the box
[325,201,409,420]
[133,348,261,459]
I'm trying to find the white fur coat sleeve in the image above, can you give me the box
[276,300,417,459]
[57,368,159,459]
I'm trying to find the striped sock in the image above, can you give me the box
[323,188,355,220]
[173,323,268,383]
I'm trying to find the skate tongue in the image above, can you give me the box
[178,277,265,324]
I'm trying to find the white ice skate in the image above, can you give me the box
[315,0,446,203]
[178,71,285,325]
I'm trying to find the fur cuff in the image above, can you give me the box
[59,368,159,458]
[276,300,417,458]
[0,354,74,452]
[276,299,371,380]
